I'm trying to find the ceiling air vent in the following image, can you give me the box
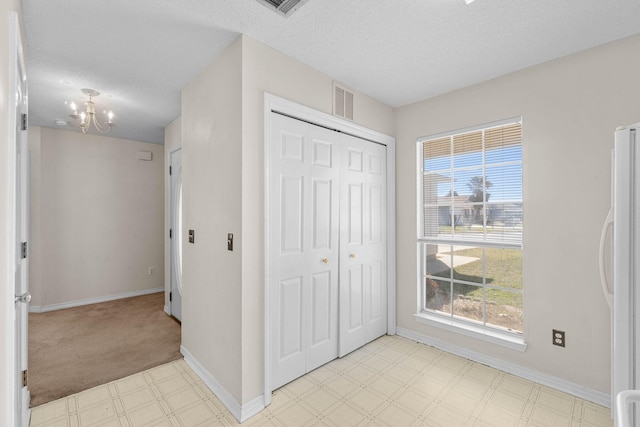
[256,0,310,17]
[334,83,354,121]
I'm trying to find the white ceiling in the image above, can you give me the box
[21,0,640,144]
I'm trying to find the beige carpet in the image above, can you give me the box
[28,292,181,407]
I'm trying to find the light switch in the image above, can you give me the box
[227,233,233,251]
[188,229,195,243]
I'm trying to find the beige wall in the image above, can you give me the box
[240,36,394,403]
[28,127,165,308]
[180,34,394,407]
[28,126,42,306]
[180,28,640,413]
[395,33,640,394]
[164,117,181,311]
[181,37,244,402]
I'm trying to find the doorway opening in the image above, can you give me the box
[170,147,183,321]
[26,139,181,407]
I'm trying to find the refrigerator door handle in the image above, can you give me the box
[616,390,640,427]
[599,207,614,309]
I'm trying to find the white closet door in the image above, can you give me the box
[270,113,340,389]
[339,134,387,357]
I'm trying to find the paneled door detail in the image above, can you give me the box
[270,113,340,389]
[339,135,387,357]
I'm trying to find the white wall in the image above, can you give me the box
[395,33,640,395]
[181,36,244,403]
[164,117,181,312]
[28,127,165,309]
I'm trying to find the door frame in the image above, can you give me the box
[168,146,182,320]
[5,11,30,427]
[263,94,396,405]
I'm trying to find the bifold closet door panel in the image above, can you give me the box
[269,113,340,389]
[339,134,387,357]
[305,122,340,373]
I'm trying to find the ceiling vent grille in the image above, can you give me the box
[334,83,354,121]
[256,0,310,17]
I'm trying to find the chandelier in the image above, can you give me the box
[69,88,115,134]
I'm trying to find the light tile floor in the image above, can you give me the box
[30,335,612,426]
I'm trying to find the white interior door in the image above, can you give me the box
[170,148,183,321]
[270,113,340,389]
[12,15,30,425]
[339,134,387,356]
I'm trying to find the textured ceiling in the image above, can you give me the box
[21,0,640,144]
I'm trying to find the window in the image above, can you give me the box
[417,118,523,341]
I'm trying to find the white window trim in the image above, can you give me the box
[414,312,526,352]
[416,117,525,349]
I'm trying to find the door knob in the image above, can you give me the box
[350,253,356,259]
[322,258,329,264]
[14,292,31,304]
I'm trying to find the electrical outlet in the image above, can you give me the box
[148,267,154,275]
[553,329,565,347]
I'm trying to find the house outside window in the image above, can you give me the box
[417,118,523,344]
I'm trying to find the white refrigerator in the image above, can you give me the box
[600,123,640,426]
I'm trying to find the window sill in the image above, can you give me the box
[414,312,527,352]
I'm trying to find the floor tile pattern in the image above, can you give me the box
[30,335,612,426]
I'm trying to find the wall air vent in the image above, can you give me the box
[256,0,310,17]
[333,83,354,121]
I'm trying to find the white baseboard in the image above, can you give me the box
[164,305,170,315]
[240,394,267,423]
[29,287,164,313]
[180,345,265,423]
[396,327,611,408]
